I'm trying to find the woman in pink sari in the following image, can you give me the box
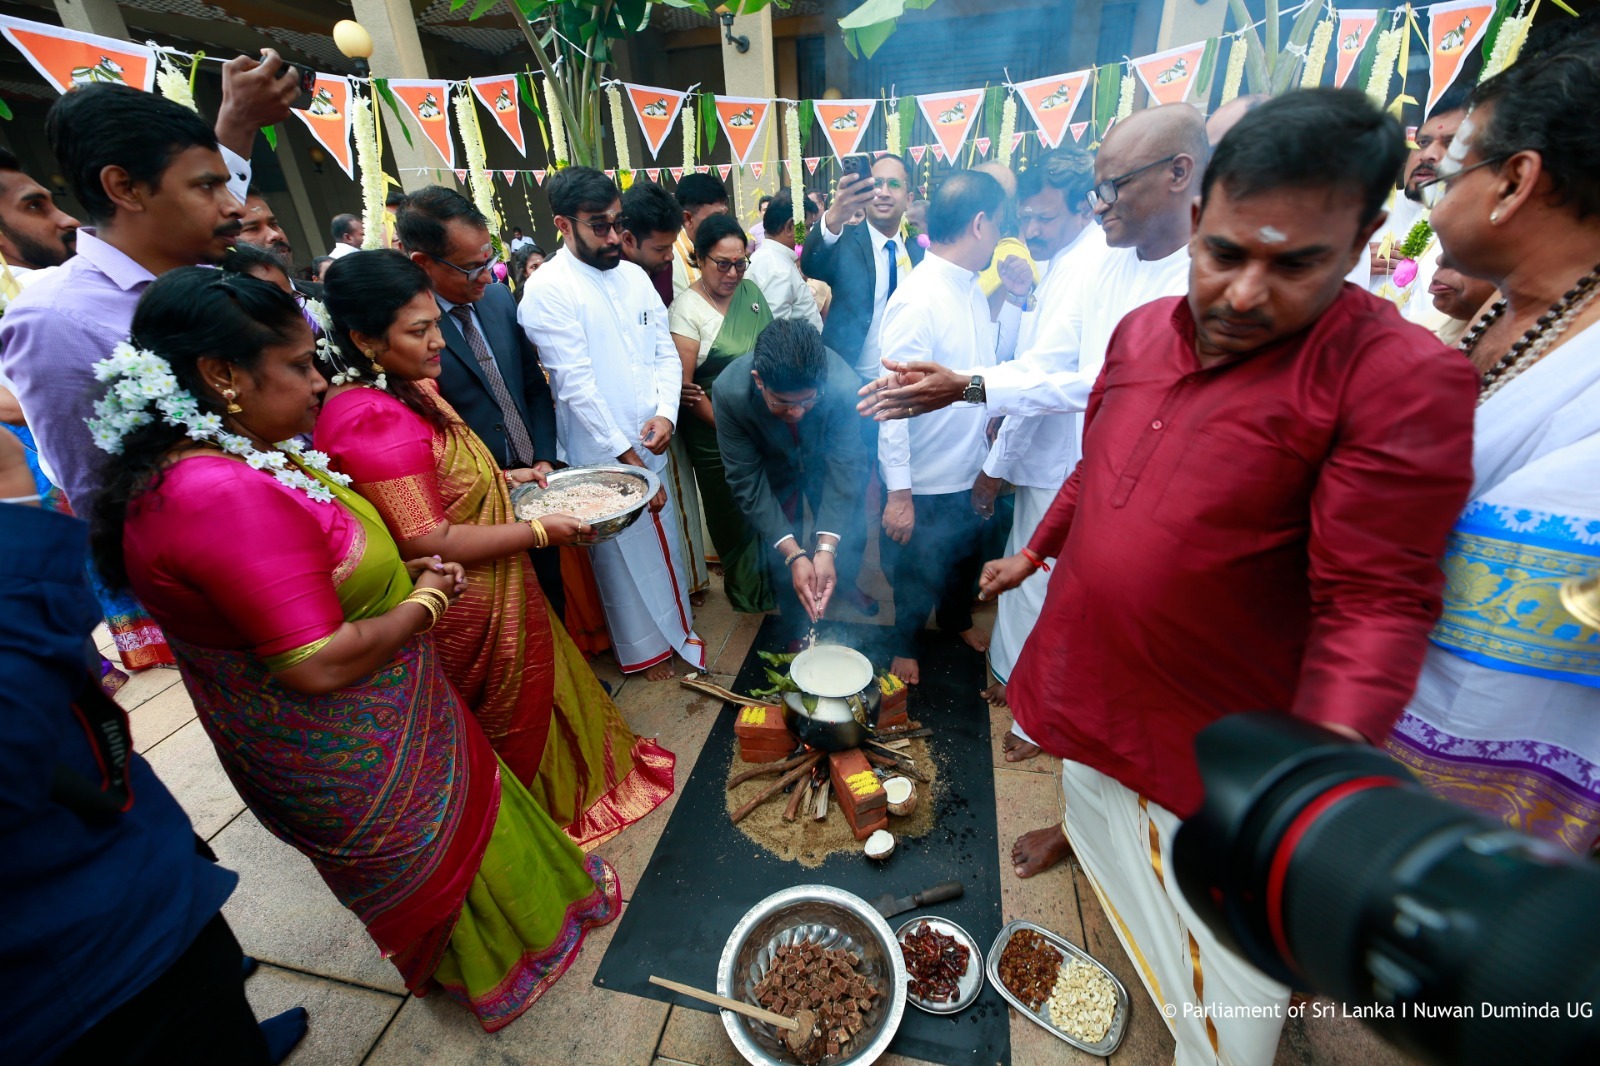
[90,269,618,1030]
[313,251,673,848]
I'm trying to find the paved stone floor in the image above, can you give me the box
[108,560,1418,1066]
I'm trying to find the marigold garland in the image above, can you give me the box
[1301,19,1334,89]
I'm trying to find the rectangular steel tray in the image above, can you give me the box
[985,919,1130,1056]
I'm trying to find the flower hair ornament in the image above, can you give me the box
[302,297,387,390]
[85,340,351,504]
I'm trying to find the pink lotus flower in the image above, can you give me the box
[1393,257,1418,288]
[916,233,931,250]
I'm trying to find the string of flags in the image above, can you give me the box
[0,3,1523,187]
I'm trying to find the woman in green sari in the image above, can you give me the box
[670,214,776,613]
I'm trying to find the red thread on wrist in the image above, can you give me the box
[1021,548,1050,572]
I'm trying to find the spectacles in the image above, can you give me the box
[762,386,822,412]
[706,254,751,274]
[872,177,906,192]
[1416,155,1508,209]
[563,214,622,238]
[429,253,496,282]
[1086,155,1178,209]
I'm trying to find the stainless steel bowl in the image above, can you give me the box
[508,464,659,545]
[779,645,882,752]
[718,885,908,1066]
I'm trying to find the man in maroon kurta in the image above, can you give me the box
[981,90,1477,1063]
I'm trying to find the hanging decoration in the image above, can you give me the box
[717,163,733,180]
[350,91,385,250]
[624,82,688,159]
[1131,41,1208,107]
[714,95,773,166]
[1221,34,1248,104]
[542,73,569,167]
[1482,5,1534,82]
[1116,69,1136,121]
[885,94,903,157]
[290,74,355,179]
[1013,69,1091,149]
[1333,10,1381,89]
[454,85,501,245]
[388,79,455,168]
[975,136,990,157]
[916,87,985,162]
[0,15,154,94]
[469,74,526,155]
[784,101,803,192]
[996,89,1018,166]
[680,96,697,172]
[1365,23,1405,107]
[1425,0,1496,112]
[606,84,632,178]
[1300,18,1335,88]
[814,98,878,160]
[154,50,198,113]
[1070,121,1089,142]
[804,157,820,174]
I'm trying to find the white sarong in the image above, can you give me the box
[990,483,1056,683]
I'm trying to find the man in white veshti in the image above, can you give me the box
[519,167,706,680]
[857,104,1207,877]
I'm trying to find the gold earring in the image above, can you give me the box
[221,387,242,415]
[366,350,386,373]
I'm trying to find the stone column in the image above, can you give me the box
[1156,0,1228,52]
[718,6,778,232]
[349,0,452,192]
[273,123,324,264]
[51,0,128,38]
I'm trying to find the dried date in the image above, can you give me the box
[997,929,1063,1011]
[900,922,971,1003]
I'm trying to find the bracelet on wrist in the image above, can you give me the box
[784,549,810,568]
[403,590,446,632]
[1020,547,1050,572]
[527,518,548,550]
[815,542,838,556]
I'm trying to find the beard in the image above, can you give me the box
[2,225,74,269]
[573,235,622,271]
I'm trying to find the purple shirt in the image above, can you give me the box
[0,230,155,520]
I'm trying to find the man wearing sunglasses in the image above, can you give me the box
[520,167,706,681]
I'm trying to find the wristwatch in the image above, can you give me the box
[962,375,986,405]
[1007,287,1038,312]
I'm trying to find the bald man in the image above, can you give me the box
[1205,93,1270,147]
[857,104,1207,873]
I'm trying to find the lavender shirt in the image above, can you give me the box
[0,230,155,522]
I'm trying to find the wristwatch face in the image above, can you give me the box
[962,376,985,404]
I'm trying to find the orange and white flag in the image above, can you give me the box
[714,96,772,166]
[470,75,525,156]
[813,99,877,160]
[388,79,456,169]
[1013,70,1091,148]
[1132,41,1208,107]
[624,83,688,159]
[290,74,354,179]
[0,14,154,94]
[1426,0,1493,113]
[916,88,984,162]
[1332,10,1380,89]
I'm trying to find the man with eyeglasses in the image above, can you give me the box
[712,319,867,645]
[519,167,706,681]
[398,185,565,618]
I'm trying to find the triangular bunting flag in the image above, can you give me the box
[534,169,547,185]
[454,169,468,182]
[872,150,887,158]
[717,163,733,180]
[0,15,155,94]
[813,99,878,161]
[469,75,526,156]
[1333,10,1380,89]
[1070,121,1089,143]
[1012,133,1025,151]
[751,162,765,179]
[501,169,516,183]
[288,74,355,179]
[975,137,991,158]
[932,144,946,162]
[909,145,927,164]
[1426,0,1494,114]
[1132,41,1209,107]
[388,79,456,168]
[604,169,615,179]
[1013,69,1092,148]
[804,157,820,174]
[916,87,985,162]
[624,83,688,159]
[669,167,683,181]
[646,168,661,181]
[713,96,772,166]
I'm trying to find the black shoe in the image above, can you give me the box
[241,954,259,980]
[261,1007,309,1065]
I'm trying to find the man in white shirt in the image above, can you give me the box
[858,105,1205,877]
[878,170,1006,685]
[747,192,822,331]
[518,167,706,680]
[509,226,532,253]
[326,212,363,258]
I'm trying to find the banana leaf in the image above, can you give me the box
[1189,37,1221,106]
[838,0,939,59]
[1479,0,1523,65]
[700,90,719,155]
[372,77,415,148]
[1354,9,1390,93]
[1092,61,1120,138]
[1271,0,1330,96]
[798,98,815,142]
[896,95,915,154]
[982,83,1004,146]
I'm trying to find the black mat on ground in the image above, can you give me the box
[595,617,1010,1066]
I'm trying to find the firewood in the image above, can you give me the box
[876,727,932,741]
[863,747,927,783]
[813,779,831,820]
[731,752,823,823]
[784,775,814,822]
[877,720,924,736]
[727,751,811,789]
[884,739,911,751]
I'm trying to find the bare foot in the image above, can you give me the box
[1012,825,1071,878]
[980,680,1008,708]
[1002,731,1042,763]
[890,656,921,685]
[959,626,990,653]
[690,590,708,607]
[643,659,676,682]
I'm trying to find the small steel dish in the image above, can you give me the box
[894,915,984,1015]
[508,463,659,546]
[986,919,1129,1056]
[718,885,908,1066]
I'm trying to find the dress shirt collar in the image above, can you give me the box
[435,292,468,315]
[73,229,157,292]
[865,221,900,254]
[1166,280,1365,372]
[917,247,979,285]
[1046,224,1093,273]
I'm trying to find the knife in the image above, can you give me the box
[872,879,964,919]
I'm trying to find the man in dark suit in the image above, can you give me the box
[712,319,867,644]
[397,185,565,618]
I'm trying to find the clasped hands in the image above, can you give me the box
[789,545,838,622]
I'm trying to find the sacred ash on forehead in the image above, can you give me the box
[1257,226,1288,244]
[1439,113,1476,175]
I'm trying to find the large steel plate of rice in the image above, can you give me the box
[508,464,660,546]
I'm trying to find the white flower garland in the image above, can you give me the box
[1221,35,1248,105]
[456,85,503,238]
[681,97,697,172]
[1365,27,1403,108]
[1115,71,1135,121]
[1482,13,1532,82]
[996,92,1017,167]
[86,342,351,503]
[885,95,902,158]
[543,75,569,167]
[1301,19,1334,89]
[351,92,386,251]
[155,52,197,114]
[607,85,632,176]
[301,298,387,390]
[783,101,803,195]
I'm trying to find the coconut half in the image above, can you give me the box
[864,829,896,860]
[883,776,917,817]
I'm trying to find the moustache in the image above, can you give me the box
[215,220,244,239]
[1205,307,1271,328]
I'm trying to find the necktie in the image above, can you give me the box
[450,305,536,467]
[885,238,899,300]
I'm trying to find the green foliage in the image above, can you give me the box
[1192,37,1220,104]
[700,90,719,155]
[1479,0,1523,65]
[1398,219,1433,260]
[797,99,815,143]
[1225,0,1332,96]
[1092,62,1120,140]
[1354,9,1389,94]
[838,0,939,59]
[371,78,415,148]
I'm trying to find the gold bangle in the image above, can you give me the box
[527,518,548,550]
[403,593,442,633]
[407,587,450,612]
